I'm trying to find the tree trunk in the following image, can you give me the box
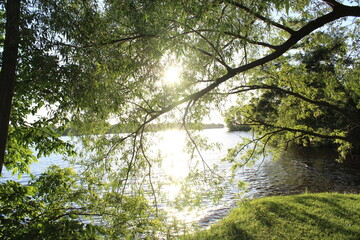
[0,0,21,175]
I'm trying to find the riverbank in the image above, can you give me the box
[182,193,360,240]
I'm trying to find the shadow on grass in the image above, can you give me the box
[251,194,360,239]
[183,193,360,240]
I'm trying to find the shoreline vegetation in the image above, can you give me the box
[182,192,360,240]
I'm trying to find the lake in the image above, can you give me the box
[2,128,360,228]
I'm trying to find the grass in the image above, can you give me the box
[182,193,360,240]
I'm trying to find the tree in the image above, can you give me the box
[64,1,360,234]
[0,0,20,175]
[1,0,360,238]
[225,29,360,161]
[68,0,359,181]
[1,0,359,174]
[0,0,103,175]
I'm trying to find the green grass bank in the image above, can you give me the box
[182,193,360,240]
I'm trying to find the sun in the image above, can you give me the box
[163,66,181,84]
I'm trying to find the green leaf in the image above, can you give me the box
[69,213,78,219]
[94,225,107,235]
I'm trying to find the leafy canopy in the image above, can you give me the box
[0,0,360,238]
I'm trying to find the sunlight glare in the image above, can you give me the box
[163,183,182,201]
[163,66,181,84]
[159,130,189,179]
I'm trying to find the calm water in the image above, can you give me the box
[2,128,360,228]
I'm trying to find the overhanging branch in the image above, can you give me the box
[129,3,360,131]
[224,31,279,50]
[229,84,360,127]
[224,0,296,34]
[249,117,351,143]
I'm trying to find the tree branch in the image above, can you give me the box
[251,117,351,143]
[52,34,155,49]
[190,4,360,103]
[323,0,343,8]
[182,101,224,179]
[224,31,279,49]
[123,4,360,136]
[103,3,360,160]
[185,26,230,70]
[191,46,231,69]
[224,0,296,35]
[230,84,360,127]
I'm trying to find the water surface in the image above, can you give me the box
[2,129,360,228]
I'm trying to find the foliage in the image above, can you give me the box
[1,0,360,238]
[1,0,104,174]
[224,106,251,131]
[182,193,360,240]
[225,29,360,162]
[61,2,360,213]
[1,0,359,176]
[0,165,162,239]
[0,166,98,239]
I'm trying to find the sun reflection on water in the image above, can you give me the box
[151,129,221,228]
[155,130,189,203]
[158,130,189,179]
[145,128,260,230]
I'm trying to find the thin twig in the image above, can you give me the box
[225,0,295,34]
[182,101,225,180]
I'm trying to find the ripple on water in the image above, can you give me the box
[2,130,360,230]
